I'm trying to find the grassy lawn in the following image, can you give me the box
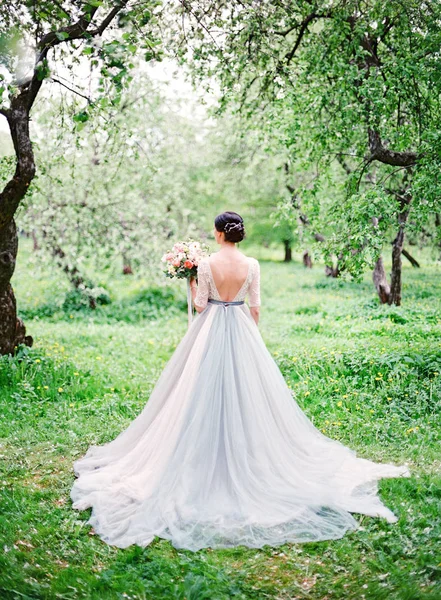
[1,240,440,599]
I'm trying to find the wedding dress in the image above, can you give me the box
[70,256,411,551]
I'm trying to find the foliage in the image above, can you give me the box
[15,74,203,285]
[168,0,441,286]
[0,1,163,114]
[12,89,300,286]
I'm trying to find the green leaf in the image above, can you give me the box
[73,111,89,124]
[55,31,69,41]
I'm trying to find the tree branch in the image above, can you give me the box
[402,248,420,268]
[88,4,125,36]
[27,2,128,111]
[50,77,92,103]
[285,12,332,63]
[367,128,418,167]
[0,1,128,227]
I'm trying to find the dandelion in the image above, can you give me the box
[69,403,74,407]
[342,394,348,398]
[304,391,310,396]
[44,386,49,390]
[35,359,41,364]
[337,401,343,407]
[96,356,102,361]
[58,387,63,393]
[74,372,79,376]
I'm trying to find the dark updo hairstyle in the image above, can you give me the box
[214,211,246,243]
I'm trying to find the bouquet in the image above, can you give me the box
[161,240,209,326]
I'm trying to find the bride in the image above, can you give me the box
[70,211,410,551]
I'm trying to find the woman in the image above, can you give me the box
[71,211,410,551]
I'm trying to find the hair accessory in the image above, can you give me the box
[224,222,244,233]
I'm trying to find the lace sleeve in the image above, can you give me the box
[248,258,261,307]
[194,259,209,310]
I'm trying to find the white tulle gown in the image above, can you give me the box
[70,256,411,551]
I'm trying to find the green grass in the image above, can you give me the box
[1,240,441,599]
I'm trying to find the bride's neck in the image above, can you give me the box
[219,241,237,250]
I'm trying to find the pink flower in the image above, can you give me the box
[184,260,194,269]
[172,259,181,267]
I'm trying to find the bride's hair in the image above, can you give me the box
[214,211,246,243]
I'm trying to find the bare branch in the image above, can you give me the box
[50,77,92,102]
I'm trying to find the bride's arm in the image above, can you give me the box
[250,306,260,325]
[190,260,209,313]
[190,277,204,313]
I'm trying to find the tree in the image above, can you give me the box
[0,0,162,353]
[171,0,441,305]
[19,76,198,301]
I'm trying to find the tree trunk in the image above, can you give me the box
[388,213,408,306]
[302,251,313,268]
[31,230,39,251]
[283,239,292,262]
[122,254,133,275]
[0,219,32,353]
[0,3,127,354]
[373,213,409,306]
[51,243,97,309]
[372,256,391,304]
[325,263,340,278]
